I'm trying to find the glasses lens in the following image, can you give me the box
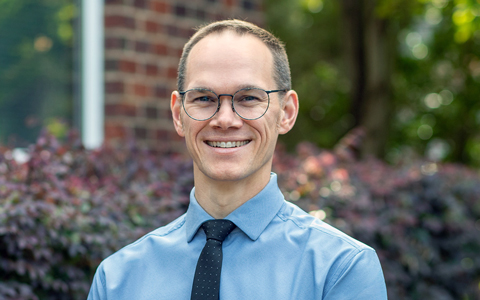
[183,89,218,120]
[233,88,269,120]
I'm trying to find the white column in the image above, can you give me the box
[81,0,104,149]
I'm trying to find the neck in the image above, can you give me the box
[193,166,271,219]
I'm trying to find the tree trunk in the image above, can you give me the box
[340,0,394,159]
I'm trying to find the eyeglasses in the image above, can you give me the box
[179,87,287,121]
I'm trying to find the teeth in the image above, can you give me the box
[207,141,250,148]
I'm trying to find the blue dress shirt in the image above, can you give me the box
[88,173,387,299]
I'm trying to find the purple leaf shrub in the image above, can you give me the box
[1,133,479,299]
[274,142,480,300]
[0,132,191,299]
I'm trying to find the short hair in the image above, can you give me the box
[177,19,291,92]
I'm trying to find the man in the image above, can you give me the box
[88,19,387,299]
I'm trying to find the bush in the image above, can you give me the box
[1,132,479,299]
[0,132,191,299]
[274,142,480,300]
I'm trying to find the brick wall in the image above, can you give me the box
[103,0,264,152]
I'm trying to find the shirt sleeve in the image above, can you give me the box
[323,248,388,299]
[87,263,107,300]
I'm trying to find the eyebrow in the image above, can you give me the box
[188,84,264,93]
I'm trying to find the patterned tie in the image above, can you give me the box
[191,219,236,300]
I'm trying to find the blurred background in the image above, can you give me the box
[1,0,480,299]
[0,0,76,148]
[269,0,480,167]
[2,0,480,166]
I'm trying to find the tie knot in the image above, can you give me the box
[201,219,236,242]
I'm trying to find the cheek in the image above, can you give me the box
[256,115,280,146]
[276,107,285,129]
[180,114,186,131]
[266,109,282,132]
[182,121,204,148]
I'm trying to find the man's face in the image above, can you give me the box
[171,31,297,184]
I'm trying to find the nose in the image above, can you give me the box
[209,96,243,129]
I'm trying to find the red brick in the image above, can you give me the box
[105,37,127,49]
[145,106,158,119]
[119,60,136,73]
[105,59,118,71]
[176,48,183,58]
[134,126,148,139]
[155,85,168,98]
[104,15,121,27]
[145,20,159,33]
[105,104,137,117]
[171,133,183,142]
[134,0,148,9]
[135,41,150,53]
[134,84,149,97]
[151,1,168,13]
[105,81,125,94]
[153,43,168,55]
[103,0,265,152]
[105,15,136,29]
[242,0,256,10]
[155,129,171,139]
[105,124,127,139]
[165,25,178,36]
[167,67,177,79]
[194,8,206,20]
[162,108,173,118]
[186,28,196,38]
[145,63,159,76]
[224,0,235,7]
[214,13,226,21]
[174,4,187,16]
[167,46,178,56]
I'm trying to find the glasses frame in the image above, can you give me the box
[179,87,287,121]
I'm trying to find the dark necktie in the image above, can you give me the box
[191,219,236,300]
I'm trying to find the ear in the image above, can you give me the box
[278,90,299,135]
[171,91,185,137]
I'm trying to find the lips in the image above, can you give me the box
[206,140,251,148]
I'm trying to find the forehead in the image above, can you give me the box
[184,31,275,91]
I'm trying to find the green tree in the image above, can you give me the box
[266,0,480,166]
[0,0,76,147]
[390,0,480,165]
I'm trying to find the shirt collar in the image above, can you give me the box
[185,173,285,242]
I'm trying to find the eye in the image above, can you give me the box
[237,94,261,102]
[243,95,259,101]
[194,95,216,102]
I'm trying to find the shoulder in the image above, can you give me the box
[276,201,386,296]
[276,201,375,259]
[88,214,191,297]
[99,213,187,268]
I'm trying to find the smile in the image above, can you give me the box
[206,140,251,148]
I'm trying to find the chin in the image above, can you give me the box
[206,170,246,182]
[198,165,250,182]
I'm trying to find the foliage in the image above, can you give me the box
[391,0,480,166]
[266,0,350,149]
[0,132,191,299]
[1,132,480,299]
[0,0,75,146]
[265,0,480,165]
[274,140,480,300]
